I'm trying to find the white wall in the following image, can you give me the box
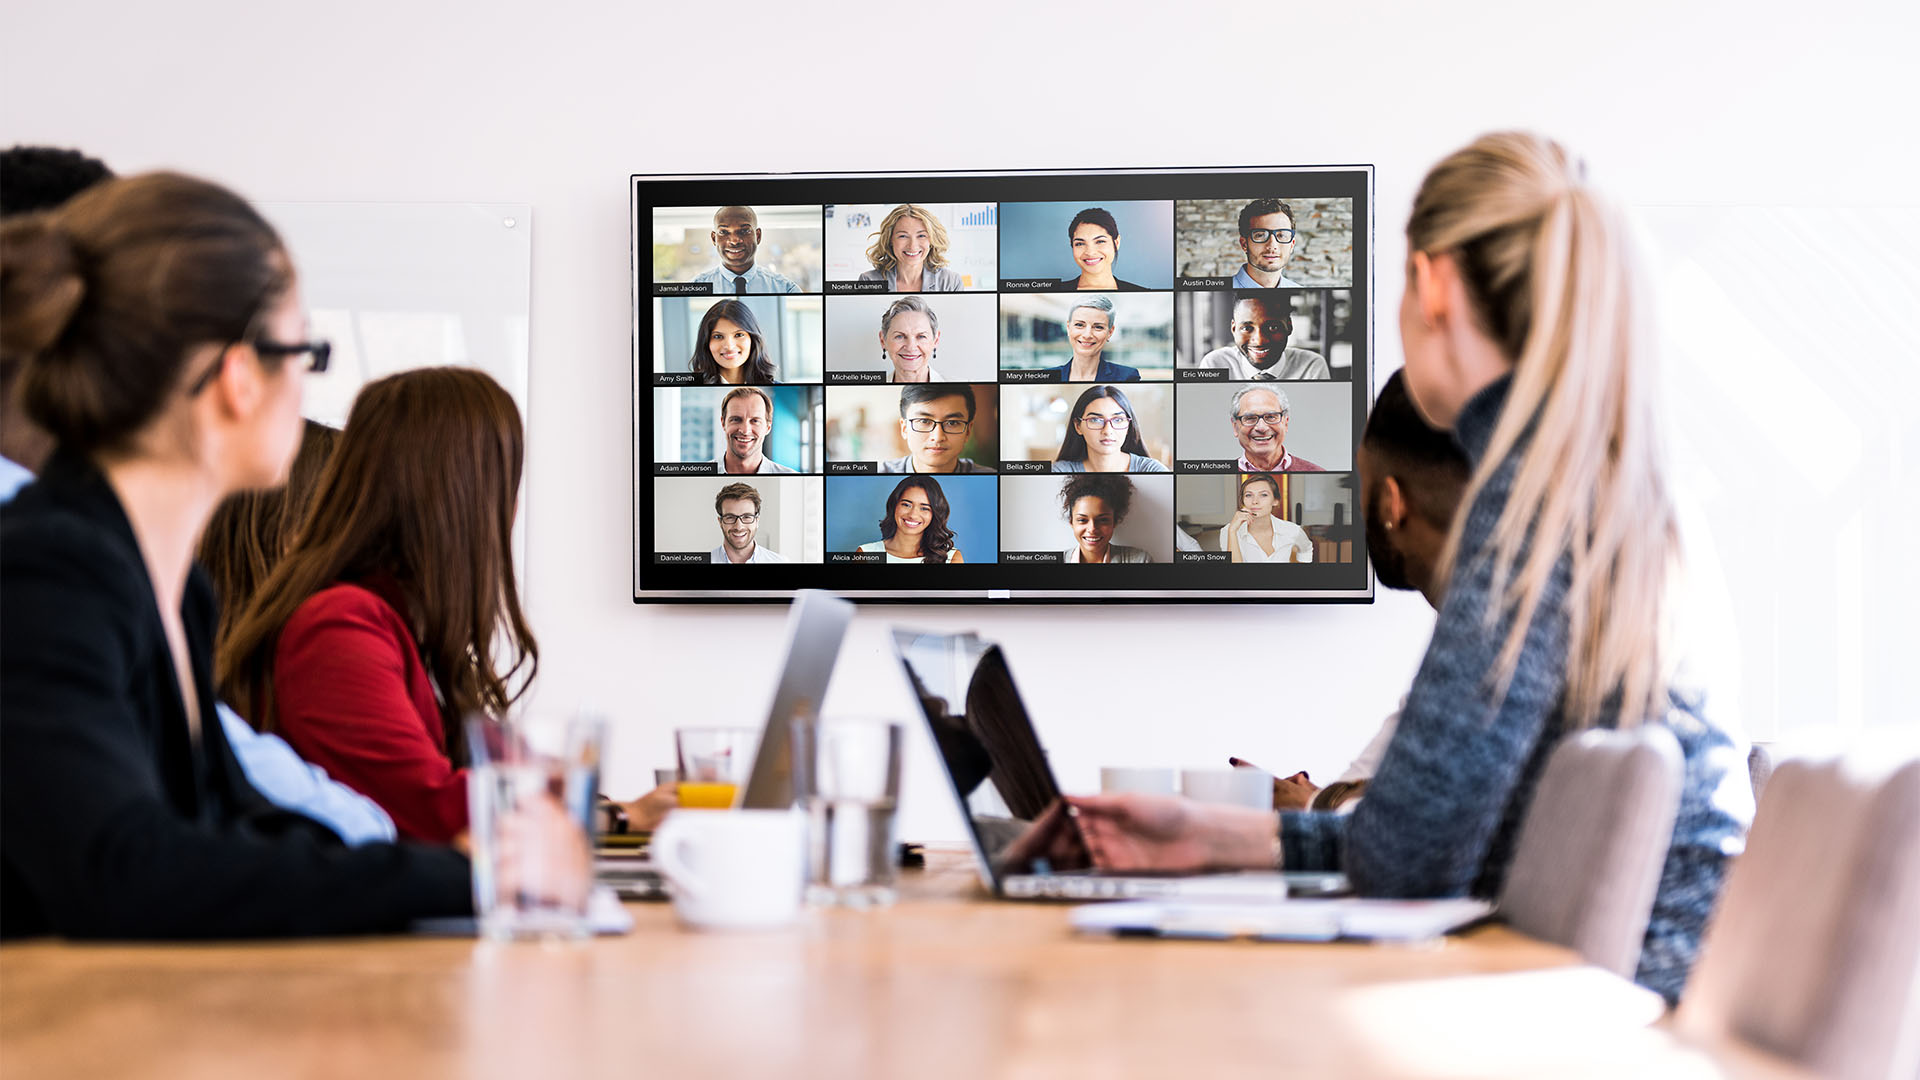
[5,0,1914,842]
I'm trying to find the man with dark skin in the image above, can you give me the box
[1236,370,1470,809]
[691,206,799,294]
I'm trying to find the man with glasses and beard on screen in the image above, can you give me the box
[710,482,787,564]
[1230,198,1306,289]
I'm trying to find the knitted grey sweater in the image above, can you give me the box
[1279,375,1751,1003]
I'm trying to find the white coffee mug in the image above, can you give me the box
[1101,766,1178,796]
[1180,767,1274,810]
[652,809,805,930]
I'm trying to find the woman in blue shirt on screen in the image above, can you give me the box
[1051,385,1168,474]
[1043,296,1141,382]
[858,205,964,292]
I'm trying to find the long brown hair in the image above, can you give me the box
[198,419,340,645]
[217,368,537,759]
[1409,132,1679,729]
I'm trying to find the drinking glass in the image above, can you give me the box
[791,715,903,908]
[675,727,757,809]
[466,713,603,941]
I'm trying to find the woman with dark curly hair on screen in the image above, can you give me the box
[857,475,963,563]
[1059,473,1150,564]
[1052,384,1168,473]
[688,299,777,384]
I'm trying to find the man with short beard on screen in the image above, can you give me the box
[709,482,786,564]
[691,205,799,294]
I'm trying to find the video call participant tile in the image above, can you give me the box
[1174,289,1352,381]
[1173,381,1354,474]
[1174,472,1356,564]
[823,474,999,565]
[650,204,824,296]
[823,383,999,476]
[651,475,825,565]
[652,385,824,476]
[998,383,1172,475]
[997,292,1173,383]
[1174,197,1355,289]
[999,473,1174,566]
[822,203,998,293]
[650,296,823,385]
[823,293,999,384]
[997,201,1175,292]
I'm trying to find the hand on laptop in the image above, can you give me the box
[617,783,680,833]
[1066,793,1280,873]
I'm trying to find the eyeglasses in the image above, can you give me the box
[718,513,759,525]
[1232,411,1288,427]
[905,418,970,434]
[1244,228,1296,245]
[1078,415,1131,430]
[187,337,332,396]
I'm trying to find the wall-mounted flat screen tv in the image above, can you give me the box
[633,166,1373,602]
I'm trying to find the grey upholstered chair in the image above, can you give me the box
[1498,725,1685,978]
[1676,739,1920,1080]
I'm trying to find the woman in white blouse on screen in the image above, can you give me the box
[1220,472,1313,563]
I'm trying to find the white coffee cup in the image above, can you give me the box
[1180,767,1274,810]
[1101,766,1178,796]
[651,809,805,930]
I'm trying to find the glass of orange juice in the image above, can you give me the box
[675,727,758,809]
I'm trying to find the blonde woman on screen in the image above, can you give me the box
[1012,133,1747,1005]
[859,205,963,292]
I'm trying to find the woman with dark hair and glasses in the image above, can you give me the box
[1,173,582,939]
[1059,207,1147,291]
[1051,384,1168,473]
[1059,473,1150,564]
[688,299,777,385]
[857,475,963,564]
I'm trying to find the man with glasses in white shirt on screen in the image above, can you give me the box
[691,206,800,295]
[880,384,996,474]
[709,482,787,564]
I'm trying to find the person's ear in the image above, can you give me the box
[1380,475,1410,530]
[205,344,265,419]
[1409,250,1443,329]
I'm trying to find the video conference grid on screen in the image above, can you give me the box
[635,168,1371,599]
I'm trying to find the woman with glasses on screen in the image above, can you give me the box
[1059,208,1147,291]
[687,299,777,385]
[1013,133,1748,1005]
[1059,474,1150,564]
[1051,385,1167,474]
[859,205,963,293]
[857,476,963,563]
[1220,472,1312,563]
[1044,296,1141,382]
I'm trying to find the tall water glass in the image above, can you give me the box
[791,715,903,908]
[466,713,603,941]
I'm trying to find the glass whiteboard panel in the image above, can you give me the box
[255,202,531,428]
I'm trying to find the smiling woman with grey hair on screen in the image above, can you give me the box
[878,296,945,382]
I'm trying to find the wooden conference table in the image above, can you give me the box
[0,849,1806,1079]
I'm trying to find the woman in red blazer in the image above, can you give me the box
[219,367,540,844]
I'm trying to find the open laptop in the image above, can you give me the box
[596,590,855,899]
[892,628,1344,903]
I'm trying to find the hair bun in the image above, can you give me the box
[0,215,87,359]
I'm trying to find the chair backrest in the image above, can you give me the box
[1676,739,1920,1080]
[1498,725,1686,978]
[1747,742,1775,805]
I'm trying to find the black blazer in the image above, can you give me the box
[0,449,471,939]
